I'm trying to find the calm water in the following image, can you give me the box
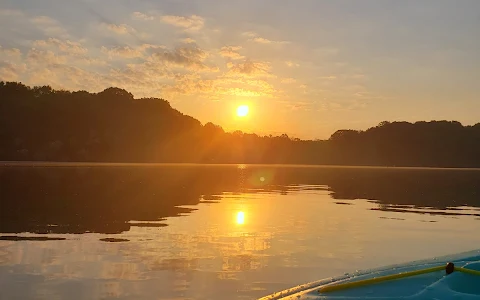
[1,165,480,300]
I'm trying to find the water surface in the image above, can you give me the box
[1,165,480,299]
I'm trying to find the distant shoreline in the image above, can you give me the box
[2,161,480,171]
[3,83,480,168]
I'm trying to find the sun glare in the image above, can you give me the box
[236,211,245,225]
[236,105,249,117]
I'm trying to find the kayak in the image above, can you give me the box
[259,250,480,299]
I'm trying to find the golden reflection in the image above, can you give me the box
[237,164,247,170]
[236,211,245,225]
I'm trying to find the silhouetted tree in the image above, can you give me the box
[2,81,480,167]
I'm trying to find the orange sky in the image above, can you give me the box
[1,1,480,139]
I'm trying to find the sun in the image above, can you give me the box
[236,211,245,225]
[236,105,249,117]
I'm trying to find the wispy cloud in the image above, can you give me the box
[252,37,289,45]
[101,44,165,59]
[243,31,289,45]
[33,38,88,55]
[161,15,205,31]
[102,23,135,35]
[101,46,144,58]
[0,46,22,59]
[242,32,257,38]
[226,59,273,78]
[182,38,196,44]
[286,61,300,67]
[219,46,244,60]
[163,74,277,99]
[0,61,26,81]
[30,16,68,38]
[151,43,217,72]
[0,9,24,17]
[30,16,57,26]
[132,12,155,21]
[26,48,68,65]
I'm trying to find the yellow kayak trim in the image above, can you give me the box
[456,266,480,276]
[319,264,480,294]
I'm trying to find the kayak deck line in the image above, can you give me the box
[456,266,480,277]
[318,262,480,294]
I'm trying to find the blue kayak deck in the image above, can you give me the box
[260,250,480,299]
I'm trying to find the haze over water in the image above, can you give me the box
[1,165,480,299]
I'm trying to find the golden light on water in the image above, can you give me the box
[236,211,245,225]
[236,105,249,117]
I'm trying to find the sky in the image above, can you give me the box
[0,0,479,139]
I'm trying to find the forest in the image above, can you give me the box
[2,81,480,167]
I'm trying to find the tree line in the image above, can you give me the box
[2,81,480,167]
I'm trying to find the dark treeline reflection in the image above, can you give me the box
[1,166,480,234]
[4,82,480,167]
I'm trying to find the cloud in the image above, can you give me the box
[182,38,196,44]
[30,16,57,26]
[226,60,273,78]
[151,43,217,72]
[252,37,289,45]
[108,61,173,94]
[163,74,277,99]
[0,9,24,17]
[161,15,204,31]
[242,32,257,38]
[163,74,214,96]
[33,38,88,55]
[17,48,167,96]
[0,47,22,59]
[221,77,276,92]
[286,61,300,67]
[101,46,144,58]
[30,16,68,37]
[103,23,135,35]
[0,62,26,81]
[26,40,105,67]
[132,12,154,21]
[101,44,165,59]
[29,63,110,91]
[242,31,289,45]
[76,57,108,67]
[26,48,68,65]
[1,40,223,98]
[219,46,244,60]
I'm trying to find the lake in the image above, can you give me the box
[1,164,480,300]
